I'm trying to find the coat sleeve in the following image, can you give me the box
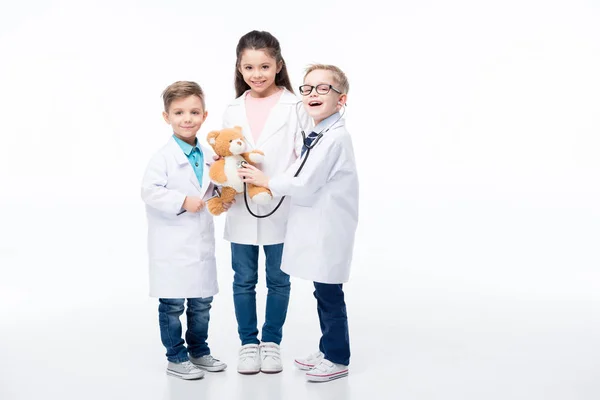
[141,154,187,214]
[269,138,343,198]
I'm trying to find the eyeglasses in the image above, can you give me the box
[299,84,342,96]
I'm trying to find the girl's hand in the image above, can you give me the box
[238,164,270,188]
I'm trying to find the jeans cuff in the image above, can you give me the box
[260,335,282,345]
[188,350,210,358]
[168,356,189,363]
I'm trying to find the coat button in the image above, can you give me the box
[195,162,199,167]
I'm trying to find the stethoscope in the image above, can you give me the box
[240,101,346,219]
[177,103,345,217]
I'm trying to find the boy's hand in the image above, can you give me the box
[183,196,205,213]
[238,164,270,188]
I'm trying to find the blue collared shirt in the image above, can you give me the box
[313,112,341,133]
[173,135,204,185]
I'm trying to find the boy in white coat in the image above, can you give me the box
[238,65,358,382]
[141,81,229,380]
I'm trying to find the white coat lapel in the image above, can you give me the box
[256,90,298,148]
[198,143,214,198]
[225,94,256,149]
[311,117,346,152]
[167,137,201,192]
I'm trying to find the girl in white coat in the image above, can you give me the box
[238,65,358,383]
[141,82,228,380]
[223,30,309,375]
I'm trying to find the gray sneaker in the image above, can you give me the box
[167,361,205,380]
[189,354,227,372]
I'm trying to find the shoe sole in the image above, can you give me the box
[306,370,349,382]
[237,369,260,375]
[261,368,283,374]
[166,370,205,380]
[192,364,228,372]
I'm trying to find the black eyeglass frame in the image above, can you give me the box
[298,84,343,96]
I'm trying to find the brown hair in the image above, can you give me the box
[304,64,350,94]
[162,81,206,112]
[234,30,294,98]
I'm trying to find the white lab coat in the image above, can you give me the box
[269,119,359,284]
[141,137,218,298]
[222,89,310,245]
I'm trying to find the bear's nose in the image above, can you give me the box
[237,141,242,145]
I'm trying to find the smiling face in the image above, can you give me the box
[162,95,207,145]
[302,69,347,125]
[238,49,282,98]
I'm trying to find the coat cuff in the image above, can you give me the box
[173,192,187,214]
[269,175,291,198]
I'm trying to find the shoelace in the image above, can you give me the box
[200,355,220,365]
[260,344,280,360]
[181,361,199,372]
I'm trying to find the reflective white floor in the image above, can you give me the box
[1,205,599,400]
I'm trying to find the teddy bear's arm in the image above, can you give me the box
[242,150,265,166]
[209,159,228,184]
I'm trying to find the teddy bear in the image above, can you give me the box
[205,126,273,216]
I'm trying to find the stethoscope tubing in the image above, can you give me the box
[241,103,345,219]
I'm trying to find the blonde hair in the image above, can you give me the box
[162,81,206,112]
[304,64,349,94]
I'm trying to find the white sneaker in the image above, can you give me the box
[166,361,205,380]
[305,359,349,382]
[260,342,283,374]
[237,344,261,374]
[294,351,324,370]
[189,354,227,372]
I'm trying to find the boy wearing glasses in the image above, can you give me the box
[237,64,358,382]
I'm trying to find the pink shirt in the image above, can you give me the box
[245,89,283,143]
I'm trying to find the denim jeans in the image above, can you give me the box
[231,243,290,345]
[158,297,212,363]
[314,282,350,365]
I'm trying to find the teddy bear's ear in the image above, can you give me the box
[206,130,220,146]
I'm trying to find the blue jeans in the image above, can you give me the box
[314,282,350,365]
[158,297,212,363]
[231,243,290,345]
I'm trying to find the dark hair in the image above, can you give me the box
[234,30,294,97]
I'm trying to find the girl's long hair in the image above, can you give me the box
[234,30,294,98]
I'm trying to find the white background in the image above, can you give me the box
[1,0,599,399]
